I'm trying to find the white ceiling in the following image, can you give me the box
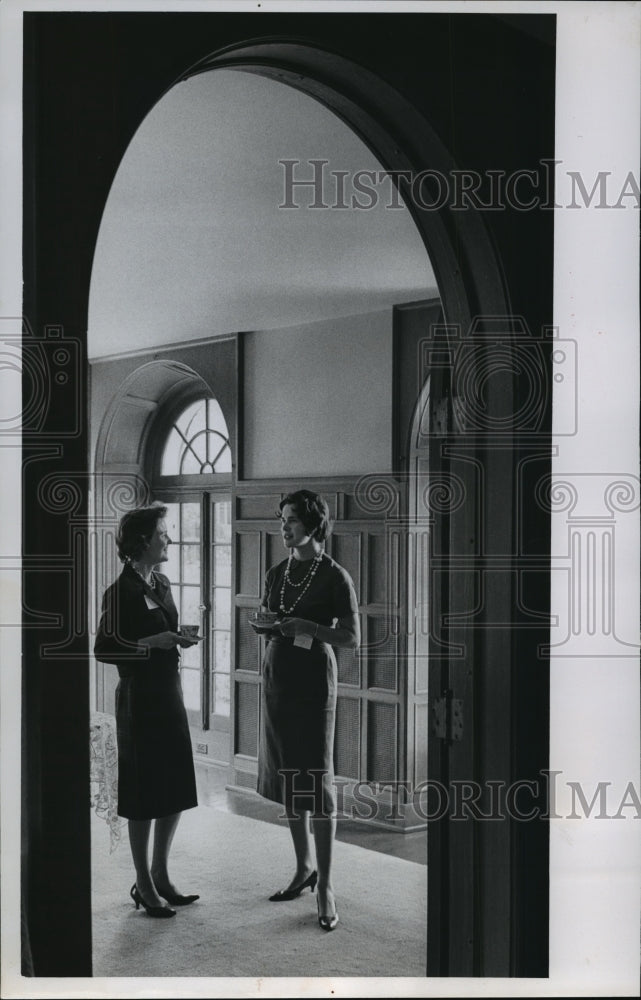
[88,69,437,359]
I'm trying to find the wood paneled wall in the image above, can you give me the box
[231,478,427,829]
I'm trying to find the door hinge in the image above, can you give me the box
[431,689,463,742]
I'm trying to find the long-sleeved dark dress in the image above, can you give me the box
[257,553,358,814]
[94,562,198,820]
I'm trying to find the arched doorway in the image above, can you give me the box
[22,14,554,978]
[87,62,446,828]
[86,34,519,967]
[83,41,517,977]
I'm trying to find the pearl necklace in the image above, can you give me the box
[279,554,322,615]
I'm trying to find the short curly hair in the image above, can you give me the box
[278,490,332,542]
[116,502,168,563]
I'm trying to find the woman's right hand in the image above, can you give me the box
[139,630,181,650]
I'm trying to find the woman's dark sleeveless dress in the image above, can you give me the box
[257,553,358,814]
[94,563,198,820]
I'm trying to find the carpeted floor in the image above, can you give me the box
[91,804,427,979]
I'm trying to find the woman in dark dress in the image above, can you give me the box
[94,503,200,918]
[257,490,360,931]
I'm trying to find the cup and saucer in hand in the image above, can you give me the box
[178,624,203,645]
[248,611,281,635]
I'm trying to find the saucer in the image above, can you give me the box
[248,618,281,634]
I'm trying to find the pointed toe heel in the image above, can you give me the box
[130,883,176,918]
[316,893,339,931]
[269,870,318,902]
[158,890,200,906]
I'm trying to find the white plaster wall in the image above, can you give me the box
[244,310,392,478]
[87,70,434,359]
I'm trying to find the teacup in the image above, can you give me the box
[180,624,200,639]
[253,611,279,625]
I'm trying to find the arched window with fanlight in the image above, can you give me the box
[161,397,232,476]
[152,392,233,763]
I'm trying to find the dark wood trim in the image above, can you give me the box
[392,297,442,470]
[236,332,245,484]
[201,492,212,732]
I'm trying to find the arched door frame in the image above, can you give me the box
[94,359,216,487]
[178,40,511,328]
[21,17,553,979]
[96,41,527,977]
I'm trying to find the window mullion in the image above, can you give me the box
[202,491,212,731]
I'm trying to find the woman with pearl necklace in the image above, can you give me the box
[256,489,360,932]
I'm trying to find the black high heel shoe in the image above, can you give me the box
[269,870,318,902]
[130,883,176,918]
[316,892,339,932]
[157,889,200,906]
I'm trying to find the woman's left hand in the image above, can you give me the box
[278,617,314,638]
[176,635,202,648]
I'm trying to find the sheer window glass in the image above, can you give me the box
[157,397,232,731]
[161,398,231,476]
[164,501,202,714]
